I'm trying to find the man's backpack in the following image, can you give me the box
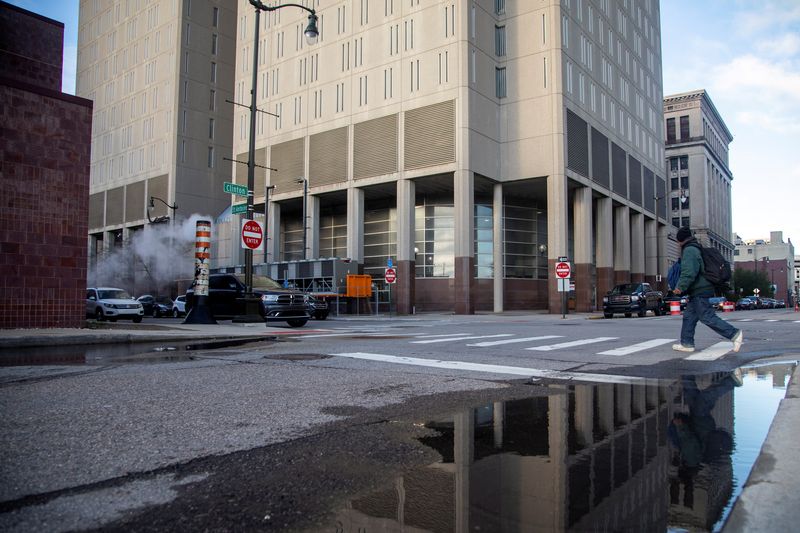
[689,243,732,288]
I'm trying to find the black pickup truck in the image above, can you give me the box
[603,283,664,318]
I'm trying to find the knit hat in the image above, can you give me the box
[676,226,693,243]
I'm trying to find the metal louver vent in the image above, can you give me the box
[643,167,655,213]
[310,127,348,186]
[591,127,609,188]
[354,114,398,179]
[89,193,104,229]
[147,174,169,218]
[270,138,305,193]
[566,109,589,176]
[404,100,455,170]
[125,181,144,222]
[611,142,627,197]
[629,155,642,206]
[105,186,124,226]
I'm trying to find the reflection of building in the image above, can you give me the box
[332,381,690,531]
[733,231,795,303]
[663,90,734,262]
[229,0,668,313]
[0,2,93,328]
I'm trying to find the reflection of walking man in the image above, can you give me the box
[672,227,743,353]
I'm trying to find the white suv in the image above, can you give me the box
[86,287,144,322]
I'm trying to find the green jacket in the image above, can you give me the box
[676,240,715,296]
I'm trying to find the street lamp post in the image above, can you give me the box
[264,184,275,267]
[237,1,317,321]
[146,196,177,224]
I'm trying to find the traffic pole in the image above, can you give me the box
[183,220,217,324]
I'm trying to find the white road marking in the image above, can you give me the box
[597,338,675,356]
[411,334,514,344]
[412,333,473,338]
[467,335,563,347]
[526,337,618,351]
[331,352,655,385]
[765,319,778,322]
[684,341,732,361]
[737,319,754,322]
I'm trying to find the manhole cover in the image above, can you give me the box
[264,353,332,361]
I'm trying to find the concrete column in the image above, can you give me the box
[454,410,474,532]
[454,170,474,314]
[396,178,415,315]
[267,201,281,264]
[573,186,594,311]
[597,383,615,435]
[616,384,632,425]
[574,384,594,447]
[547,173,570,313]
[493,183,504,312]
[346,187,364,263]
[307,194,320,260]
[658,223,669,293]
[632,384,646,418]
[613,205,631,283]
[644,218,658,287]
[630,212,645,283]
[595,197,614,301]
[548,387,569,530]
[493,401,504,449]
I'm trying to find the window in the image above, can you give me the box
[210,62,217,83]
[672,217,680,228]
[666,117,675,142]
[679,115,689,139]
[681,197,690,209]
[495,0,505,14]
[212,7,219,27]
[670,157,678,171]
[207,146,214,168]
[211,34,218,55]
[495,25,506,56]
[679,155,688,170]
[209,89,216,110]
[671,177,678,190]
[680,176,688,188]
[671,197,679,210]
[209,118,214,139]
[496,67,507,98]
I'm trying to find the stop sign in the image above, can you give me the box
[555,261,571,278]
[241,219,264,250]
[385,267,397,284]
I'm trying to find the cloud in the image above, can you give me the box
[755,33,800,57]
[732,1,800,36]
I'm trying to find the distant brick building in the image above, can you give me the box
[0,1,93,328]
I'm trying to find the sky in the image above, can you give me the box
[7,0,800,247]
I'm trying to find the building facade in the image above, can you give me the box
[663,90,734,261]
[77,0,237,281]
[0,1,93,328]
[733,231,795,305]
[227,0,667,314]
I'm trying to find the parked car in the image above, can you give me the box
[603,283,663,318]
[735,297,755,310]
[86,287,144,322]
[748,296,764,309]
[137,295,174,317]
[775,299,786,308]
[172,295,186,317]
[185,273,310,327]
[708,296,727,310]
[661,292,688,314]
[307,295,329,320]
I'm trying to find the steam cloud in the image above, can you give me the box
[88,214,214,296]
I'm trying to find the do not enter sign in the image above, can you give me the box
[241,219,264,251]
[385,267,397,284]
[555,261,571,279]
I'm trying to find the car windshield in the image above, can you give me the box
[98,289,132,300]
[156,296,173,304]
[610,284,639,295]
[234,274,283,290]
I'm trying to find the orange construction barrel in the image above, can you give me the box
[670,301,681,315]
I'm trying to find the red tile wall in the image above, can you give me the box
[0,2,64,91]
[0,82,93,329]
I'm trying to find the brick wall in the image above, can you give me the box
[0,79,93,329]
[0,1,64,91]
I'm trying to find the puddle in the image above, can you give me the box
[318,362,795,532]
[0,337,273,366]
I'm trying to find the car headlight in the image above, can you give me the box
[261,294,279,302]
[602,296,608,303]
[102,302,117,309]
[631,295,639,302]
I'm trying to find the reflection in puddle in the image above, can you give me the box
[328,363,795,533]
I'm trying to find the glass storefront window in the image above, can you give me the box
[504,203,547,279]
[363,207,397,279]
[319,211,347,258]
[415,200,454,278]
[281,217,303,261]
[475,204,494,278]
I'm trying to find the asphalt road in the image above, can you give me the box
[1,308,797,531]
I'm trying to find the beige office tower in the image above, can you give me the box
[663,90,734,260]
[232,0,667,314]
[77,0,236,267]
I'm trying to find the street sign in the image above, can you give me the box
[224,181,248,197]
[555,261,571,279]
[231,203,247,215]
[385,267,397,284]
[241,219,264,251]
[754,288,760,295]
[387,257,393,268]
[557,278,569,292]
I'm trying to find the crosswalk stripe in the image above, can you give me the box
[412,333,472,339]
[737,319,754,322]
[597,338,674,356]
[684,341,732,361]
[526,337,618,351]
[765,319,778,322]
[467,335,563,347]
[330,352,655,385]
[411,334,514,344]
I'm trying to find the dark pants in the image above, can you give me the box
[680,295,738,347]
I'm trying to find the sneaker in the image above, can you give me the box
[672,344,695,353]
[731,367,744,387]
[732,330,744,353]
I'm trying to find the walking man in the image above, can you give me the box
[672,227,743,353]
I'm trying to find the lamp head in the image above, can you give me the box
[304,12,319,44]
[148,197,155,208]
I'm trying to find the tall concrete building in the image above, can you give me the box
[77,0,237,267]
[231,0,667,313]
[663,90,733,260]
[733,231,795,304]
